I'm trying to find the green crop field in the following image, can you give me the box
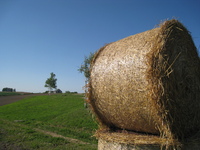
[0,94,98,150]
[0,92,34,96]
[0,92,21,96]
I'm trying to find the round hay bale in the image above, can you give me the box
[98,138,161,150]
[98,135,200,150]
[96,129,200,150]
[89,19,200,140]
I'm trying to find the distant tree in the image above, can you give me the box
[2,88,6,92]
[78,52,95,108]
[2,87,14,92]
[45,72,57,94]
[72,91,78,94]
[78,52,94,83]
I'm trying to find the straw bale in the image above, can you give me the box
[96,129,180,150]
[98,138,161,150]
[95,129,180,146]
[96,129,200,150]
[89,19,200,142]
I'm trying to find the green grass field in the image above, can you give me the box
[0,92,34,96]
[0,92,21,96]
[0,94,98,150]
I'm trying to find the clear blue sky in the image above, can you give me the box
[0,0,199,93]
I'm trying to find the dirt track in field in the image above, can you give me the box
[0,94,48,106]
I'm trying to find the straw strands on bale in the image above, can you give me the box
[89,19,200,146]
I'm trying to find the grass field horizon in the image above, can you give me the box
[0,94,98,150]
[0,91,35,96]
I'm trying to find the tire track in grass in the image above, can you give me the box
[34,128,90,145]
[1,119,96,147]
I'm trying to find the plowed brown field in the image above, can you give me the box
[0,94,48,106]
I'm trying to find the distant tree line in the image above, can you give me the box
[2,87,16,92]
[65,91,78,94]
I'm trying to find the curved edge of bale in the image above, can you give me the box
[147,19,200,142]
[89,43,113,129]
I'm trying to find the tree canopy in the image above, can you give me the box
[2,87,16,92]
[78,52,94,82]
[45,72,57,92]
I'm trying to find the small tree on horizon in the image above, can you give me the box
[45,72,57,93]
